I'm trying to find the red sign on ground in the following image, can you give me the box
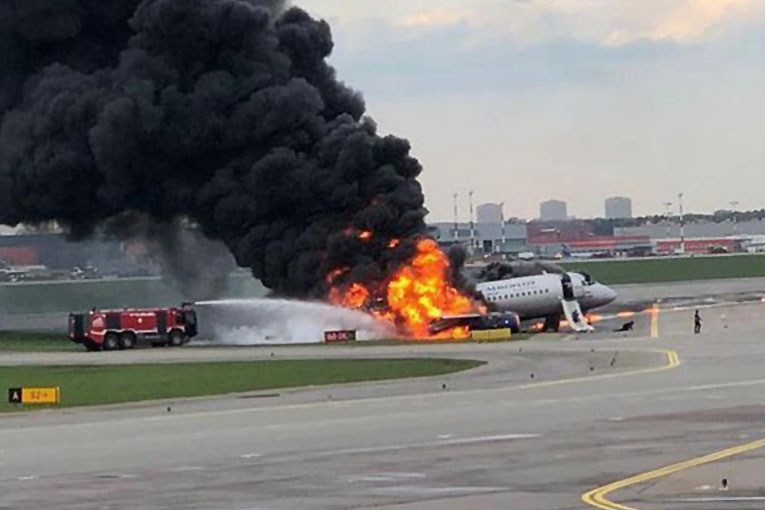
[324,330,357,343]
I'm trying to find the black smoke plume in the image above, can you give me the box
[100,213,236,300]
[477,260,565,282]
[0,0,427,298]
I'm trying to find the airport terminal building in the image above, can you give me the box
[428,222,529,255]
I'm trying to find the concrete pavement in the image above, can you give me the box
[3,301,765,509]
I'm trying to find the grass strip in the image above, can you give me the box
[0,331,76,352]
[561,254,765,285]
[0,358,484,412]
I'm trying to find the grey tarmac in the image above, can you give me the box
[2,300,765,509]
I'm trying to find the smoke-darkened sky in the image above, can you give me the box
[0,0,429,297]
[300,0,765,219]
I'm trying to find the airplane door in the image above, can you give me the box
[561,273,574,301]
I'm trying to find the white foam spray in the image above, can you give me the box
[193,298,395,345]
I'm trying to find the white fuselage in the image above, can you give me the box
[475,272,617,320]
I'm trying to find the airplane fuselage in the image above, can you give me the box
[475,272,616,321]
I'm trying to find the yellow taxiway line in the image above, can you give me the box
[510,349,679,392]
[582,438,765,509]
[649,303,659,339]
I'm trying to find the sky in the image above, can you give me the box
[298,0,765,221]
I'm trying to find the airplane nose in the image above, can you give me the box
[601,285,617,304]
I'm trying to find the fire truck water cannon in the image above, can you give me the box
[68,304,198,352]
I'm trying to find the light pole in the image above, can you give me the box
[500,201,506,246]
[663,201,673,239]
[730,200,739,236]
[452,193,459,241]
[468,190,475,253]
[678,192,685,254]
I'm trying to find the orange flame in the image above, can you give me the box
[358,230,372,241]
[326,267,349,284]
[388,239,400,249]
[586,313,604,324]
[327,238,478,339]
[329,282,370,309]
[345,283,370,308]
[386,239,473,337]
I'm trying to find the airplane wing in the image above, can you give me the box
[428,314,483,334]
[429,312,521,334]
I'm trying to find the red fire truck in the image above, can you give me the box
[68,304,198,351]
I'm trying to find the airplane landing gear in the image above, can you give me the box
[542,315,561,332]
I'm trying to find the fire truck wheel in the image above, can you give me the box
[119,332,136,350]
[103,332,120,351]
[168,330,186,347]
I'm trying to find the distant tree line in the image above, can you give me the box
[585,209,765,236]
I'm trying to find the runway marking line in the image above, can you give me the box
[581,438,765,510]
[326,433,541,457]
[667,496,765,502]
[650,303,659,339]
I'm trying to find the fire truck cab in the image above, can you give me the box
[68,304,198,351]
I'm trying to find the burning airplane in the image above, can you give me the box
[328,237,483,338]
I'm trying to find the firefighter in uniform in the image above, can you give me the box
[694,309,702,334]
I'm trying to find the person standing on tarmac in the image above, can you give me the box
[694,310,702,334]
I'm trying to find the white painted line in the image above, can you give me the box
[374,485,508,495]
[240,453,263,459]
[16,475,38,481]
[440,434,540,445]
[348,472,426,483]
[437,434,452,439]
[170,466,205,472]
[328,433,540,457]
[667,496,765,502]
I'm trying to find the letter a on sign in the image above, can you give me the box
[8,388,22,404]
